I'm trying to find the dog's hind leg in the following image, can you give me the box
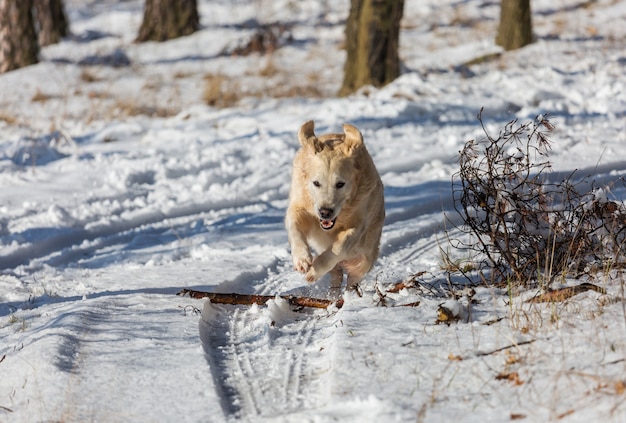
[346,273,363,291]
[330,264,344,290]
[344,255,370,291]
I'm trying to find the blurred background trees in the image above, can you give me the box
[340,0,404,96]
[0,0,68,73]
[496,0,533,50]
[1,0,535,85]
[136,0,200,42]
[0,0,39,73]
[35,0,69,47]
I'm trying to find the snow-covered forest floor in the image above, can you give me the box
[1,0,626,421]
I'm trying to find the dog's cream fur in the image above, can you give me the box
[285,120,385,289]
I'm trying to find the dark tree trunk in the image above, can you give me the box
[0,0,39,73]
[496,0,533,51]
[136,0,200,42]
[340,0,404,97]
[34,0,69,47]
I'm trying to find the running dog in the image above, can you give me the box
[285,120,385,290]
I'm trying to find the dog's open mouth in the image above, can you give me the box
[319,218,336,231]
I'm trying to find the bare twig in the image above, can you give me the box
[476,339,536,357]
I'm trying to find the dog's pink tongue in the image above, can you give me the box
[321,219,333,229]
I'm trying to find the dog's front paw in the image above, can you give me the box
[305,267,320,283]
[293,255,312,274]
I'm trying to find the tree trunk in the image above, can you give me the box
[0,0,39,73]
[339,0,404,96]
[136,0,200,42]
[496,0,532,51]
[34,0,69,47]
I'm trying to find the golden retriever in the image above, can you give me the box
[285,120,385,290]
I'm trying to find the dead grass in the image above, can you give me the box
[0,112,17,125]
[258,57,279,78]
[203,64,327,108]
[173,70,195,79]
[79,69,102,83]
[110,99,178,118]
[203,73,242,108]
[87,90,112,100]
[31,90,60,102]
[269,82,324,99]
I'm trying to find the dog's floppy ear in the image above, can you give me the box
[342,123,363,155]
[298,120,323,153]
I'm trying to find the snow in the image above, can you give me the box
[1,0,626,421]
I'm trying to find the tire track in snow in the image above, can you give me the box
[199,297,336,420]
[195,180,455,419]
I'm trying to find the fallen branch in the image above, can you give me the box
[526,283,606,303]
[177,289,343,309]
[476,339,536,357]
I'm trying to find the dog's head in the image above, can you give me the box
[297,120,364,231]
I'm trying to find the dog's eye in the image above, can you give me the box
[336,182,345,189]
[313,180,321,188]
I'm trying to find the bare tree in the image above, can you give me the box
[496,0,533,51]
[0,0,39,73]
[136,0,200,42]
[34,0,69,47]
[339,0,404,96]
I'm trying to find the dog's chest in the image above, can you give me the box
[307,226,337,253]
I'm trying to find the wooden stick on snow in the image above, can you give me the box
[177,288,344,309]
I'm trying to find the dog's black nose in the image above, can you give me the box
[319,207,334,219]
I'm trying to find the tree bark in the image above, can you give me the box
[496,0,533,51]
[340,0,404,96]
[136,0,200,42]
[0,0,39,73]
[34,0,69,47]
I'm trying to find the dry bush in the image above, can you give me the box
[451,109,626,287]
[222,23,292,57]
[203,73,241,108]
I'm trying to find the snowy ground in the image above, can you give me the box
[1,0,626,421]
